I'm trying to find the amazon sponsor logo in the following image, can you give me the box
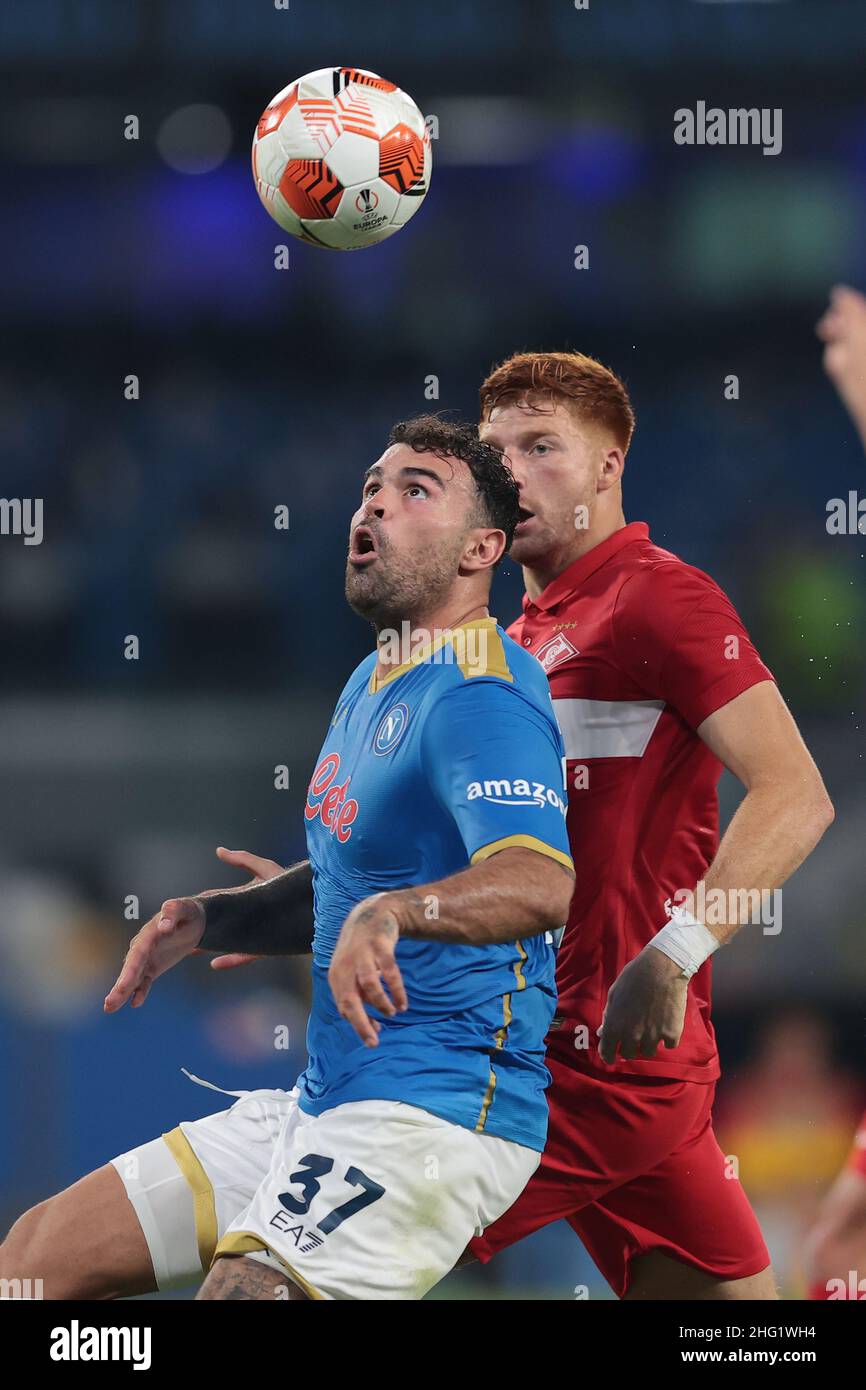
[466,777,567,814]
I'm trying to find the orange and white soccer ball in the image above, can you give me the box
[252,66,432,250]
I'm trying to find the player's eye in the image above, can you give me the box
[406,484,428,499]
[531,442,551,456]
[363,483,380,500]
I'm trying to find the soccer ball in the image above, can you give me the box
[252,66,432,250]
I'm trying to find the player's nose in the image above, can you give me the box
[505,454,527,489]
[363,489,388,520]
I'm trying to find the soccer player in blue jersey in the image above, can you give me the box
[1,417,573,1302]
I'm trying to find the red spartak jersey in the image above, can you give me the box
[508,522,775,1083]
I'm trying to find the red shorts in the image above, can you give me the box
[472,1037,770,1297]
[847,1111,866,1178]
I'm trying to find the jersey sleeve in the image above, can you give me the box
[423,680,573,872]
[611,562,775,731]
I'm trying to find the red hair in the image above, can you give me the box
[479,350,636,453]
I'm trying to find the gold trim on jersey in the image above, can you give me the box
[212,1231,325,1300]
[496,992,514,1042]
[470,833,574,876]
[475,992,514,1132]
[368,616,513,693]
[513,939,528,992]
[162,1126,218,1273]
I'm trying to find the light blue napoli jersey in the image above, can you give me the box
[296,617,573,1151]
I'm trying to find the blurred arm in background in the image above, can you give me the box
[817,285,866,452]
[804,1151,866,1300]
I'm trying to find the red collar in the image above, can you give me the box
[523,522,650,613]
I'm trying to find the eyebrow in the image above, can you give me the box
[484,428,562,447]
[363,464,446,488]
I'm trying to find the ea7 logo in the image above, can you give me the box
[466,778,566,814]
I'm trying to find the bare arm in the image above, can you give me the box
[390,846,574,945]
[690,679,834,944]
[599,681,833,1063]
[330,847,574,1046]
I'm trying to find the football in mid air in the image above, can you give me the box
[252,66,432,250]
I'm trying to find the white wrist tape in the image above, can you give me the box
[651,907,720,979]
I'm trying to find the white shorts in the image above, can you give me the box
[111,1079,538,1300]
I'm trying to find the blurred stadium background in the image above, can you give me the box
[1,0,865,1298]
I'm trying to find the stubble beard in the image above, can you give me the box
[345,534,463,635]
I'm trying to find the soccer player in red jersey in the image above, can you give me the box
[467,351,834,1299]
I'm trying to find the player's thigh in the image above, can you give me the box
[0,1163,155,1300]
[625,1251,777,1301]
[112,1087,294,1292]
[215,1099,539,1300]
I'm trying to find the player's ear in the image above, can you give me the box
[598,447,625,493]
[460,527,506,575]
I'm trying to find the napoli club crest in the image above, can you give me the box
[373,703,410,755]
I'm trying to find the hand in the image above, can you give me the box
[328,893,409,1048]
[597,946,688,1065]
[104,846,286,1012]
[205,846,285,971]
[816,285,866,437]
[104,896,206,1014]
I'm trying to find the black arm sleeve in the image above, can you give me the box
[198,859,314,956]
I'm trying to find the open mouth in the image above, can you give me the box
[515,507,535,531]
[348,525,379,566]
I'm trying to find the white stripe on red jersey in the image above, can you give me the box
[552,697,665,760]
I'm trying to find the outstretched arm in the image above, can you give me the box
[104,849,313,1014]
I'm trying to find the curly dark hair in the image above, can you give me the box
[387,414,520,552]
